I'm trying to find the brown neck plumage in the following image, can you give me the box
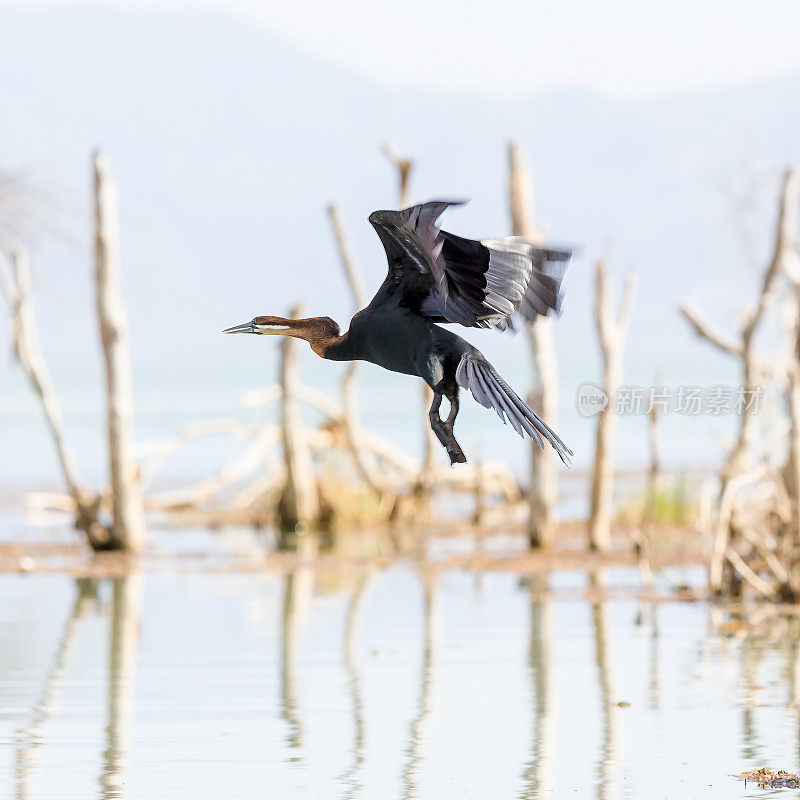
[254,315,343,358]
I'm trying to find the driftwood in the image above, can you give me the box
[683,170,799,597]
[0,249,107,547]
[508,142,559,548]
[588,260,636,551]
[6,147,532,545]
[709,466,766,593]
[93,152,146,552]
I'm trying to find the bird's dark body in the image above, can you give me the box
[326,277,476,393]
[225,200,573,466]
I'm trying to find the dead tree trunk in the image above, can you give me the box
[383,144,438,503]
[588,260,636,551]
[786,302,800,538]
[681,170,798,592]
[277,303,320,536]
[507,143,560,548]
[327,204,390,501]
[93,152,145,552]
[0,250,107,548]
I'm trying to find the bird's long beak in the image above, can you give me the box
[223,321,256,335]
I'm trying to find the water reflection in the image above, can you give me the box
[520,574,554,799]
[648,605,660,711]
[100,573,142,799]
[280,567,313,758]
[6,562,800,798]
[15,579,99,800]
[13,573,142,800]
[337,570,371,799]
[400,567,439,800]
[589,570,619,800]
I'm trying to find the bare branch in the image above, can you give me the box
[507,141,558,548]
[589,259,636,551]
[679,303,743,357]
[327,204,365,309]
[0,248,106,547]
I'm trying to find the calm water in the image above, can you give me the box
[1,538,799,799]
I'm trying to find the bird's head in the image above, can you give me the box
[223,315,341,357]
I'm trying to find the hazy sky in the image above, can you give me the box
[32,0,800,96]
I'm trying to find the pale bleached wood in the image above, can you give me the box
[588,260,636,551]
[708,466,766,592]
[683,171,797,484]
[679,303,744,357]
[725,546,776,599]
[277,303,320,532]
[0,249,107,547]
[508,142,558,549]
[683,171,798,594]
[327,203,390,500]
[93,151,145,552]
[777,173,800,535]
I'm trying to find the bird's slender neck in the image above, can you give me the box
[269,316,346,359]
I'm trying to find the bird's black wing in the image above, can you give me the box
[368,200,570,329]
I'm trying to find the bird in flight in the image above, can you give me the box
[225,201,572,466]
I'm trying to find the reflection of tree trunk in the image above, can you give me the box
[338,571,371,798]
[280,568,314,756]
[648,605,660,711]
[521,575,554,799]
[787,618,800,766]
[400,571,439,799]
[589,571,618,800]
[740,635,761,761]
[101,572,143,799]
[15,579,98,799]
[786,617,800,709]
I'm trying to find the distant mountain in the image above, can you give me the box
[1,3,799,479]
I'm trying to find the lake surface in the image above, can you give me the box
[1,533,798,799]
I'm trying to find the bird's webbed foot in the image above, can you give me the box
[428,391,468,465]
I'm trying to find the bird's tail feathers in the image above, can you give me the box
[456,355,573,466]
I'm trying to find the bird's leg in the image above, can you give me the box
[442,390,467,465]
[428,391,467,466]
[428,392,450,449]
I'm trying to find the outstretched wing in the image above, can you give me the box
[368,200,570,329]
[456,353,573,465]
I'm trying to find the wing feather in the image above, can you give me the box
[369,201,571,330]
[456,354,571,464]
